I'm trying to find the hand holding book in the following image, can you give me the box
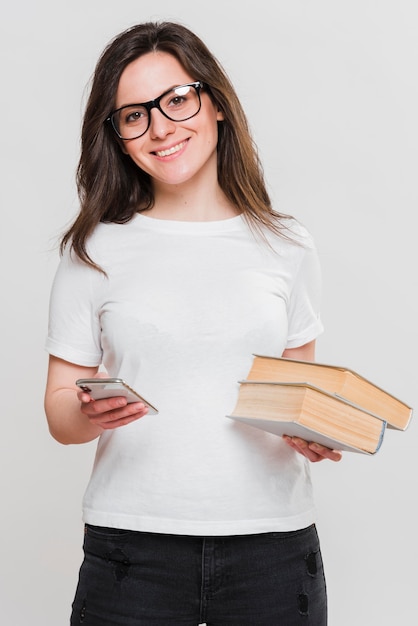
[282,434,343,462]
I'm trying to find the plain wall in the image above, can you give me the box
[1,1,417,624]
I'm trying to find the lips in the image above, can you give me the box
[154,140,188,157]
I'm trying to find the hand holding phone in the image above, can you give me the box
[76,378,158,415]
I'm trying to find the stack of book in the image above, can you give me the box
[227,355,413,455]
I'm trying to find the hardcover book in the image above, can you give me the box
[227,380,386,455]
[245,355,412,430]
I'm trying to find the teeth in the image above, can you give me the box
[156,141,186,157]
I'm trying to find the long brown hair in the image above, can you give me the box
[61,21,292,270]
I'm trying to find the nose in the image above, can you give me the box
[148,106,176,139]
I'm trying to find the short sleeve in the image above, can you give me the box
[45,247,104,366]
[285,240,324,349]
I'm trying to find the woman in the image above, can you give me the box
[45,21,341,625]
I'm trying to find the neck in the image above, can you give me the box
[145,173,239,222]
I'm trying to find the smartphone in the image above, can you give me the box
[76,378,159,415]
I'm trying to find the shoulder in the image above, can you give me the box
[278,217,316,249]
[259,216,317,260]
[61,219,140,274]
[87,220,134,255]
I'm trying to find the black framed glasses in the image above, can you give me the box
[107,81,204,140]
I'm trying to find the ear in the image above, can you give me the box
[216,108,225,122]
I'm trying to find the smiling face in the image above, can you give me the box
[114,51,224,190]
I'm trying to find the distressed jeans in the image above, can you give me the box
[70,523,327,625]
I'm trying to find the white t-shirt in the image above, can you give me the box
[46,213,324,535]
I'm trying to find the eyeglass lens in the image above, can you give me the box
[112,83,201,140]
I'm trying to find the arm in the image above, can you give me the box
[44,355,149,445]
[281,341,342,463]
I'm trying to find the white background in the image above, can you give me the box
[1,1,417,624]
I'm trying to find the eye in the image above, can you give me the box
[167,86,193,109]
[122,107,147,125]
[171,95,187,106]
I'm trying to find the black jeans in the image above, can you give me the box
[70,523,327,625]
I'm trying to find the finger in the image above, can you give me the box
[88,401,149,426]
[283,435,316,459]
[283,436,342,463]
[78,390,95,403]
[84,396,129,414]
[79,398,122,417]
[99,412,146,430]
[308,442,343,462]
[290,437,323,462]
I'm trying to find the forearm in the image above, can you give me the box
[282,339,316,362]
[45,388,103,445]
